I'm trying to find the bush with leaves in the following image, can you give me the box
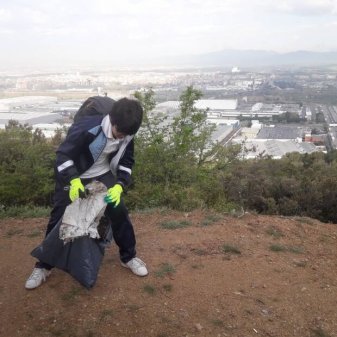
[0,121,55,207]
[218,150,337,222]
[129,86,219,211]
[3,93,337,224]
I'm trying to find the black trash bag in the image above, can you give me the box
[97,215,113,244]
[31,219,105,289]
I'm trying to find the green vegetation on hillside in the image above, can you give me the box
[0,120,55,208]
[1,87,337,223]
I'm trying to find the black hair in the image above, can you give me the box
[109,97,143,135]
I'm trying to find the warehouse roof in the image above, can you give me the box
[256,126,302,140]
[236,139,318,159]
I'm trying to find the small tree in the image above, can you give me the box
[130,86,219,210]
[172,86,215,166]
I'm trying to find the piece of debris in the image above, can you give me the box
[194,323,203,331]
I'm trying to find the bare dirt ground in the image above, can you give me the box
[1,209,337,337]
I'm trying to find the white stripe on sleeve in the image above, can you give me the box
[118,165,132,175]
[57,160,75,172]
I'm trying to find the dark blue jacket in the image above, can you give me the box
[55,115,134,187]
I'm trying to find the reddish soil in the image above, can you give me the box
[0,209,337,337]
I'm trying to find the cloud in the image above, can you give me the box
[0,8,11,22]
[273,0,336,16]
[1,0,337,70]
[0,29,13,35]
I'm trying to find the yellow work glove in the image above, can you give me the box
[69,178,85,202]
[105,184,123,207]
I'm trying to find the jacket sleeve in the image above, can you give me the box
[55,122,89,184]
[116,139,135,188]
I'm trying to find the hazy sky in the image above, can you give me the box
[1,0,337,70]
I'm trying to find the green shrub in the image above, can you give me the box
[0,205,50,219]
[3,89,337,224]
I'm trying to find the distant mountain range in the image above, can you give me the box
[160,49,337,68]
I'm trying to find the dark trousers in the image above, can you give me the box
[36,172,136,270]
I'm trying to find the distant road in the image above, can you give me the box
[322,104,337,124]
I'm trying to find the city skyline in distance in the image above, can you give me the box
[1,0,337,72]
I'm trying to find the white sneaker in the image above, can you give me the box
[121,257,148,276]
[25,268,51,289]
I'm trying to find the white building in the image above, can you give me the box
[195,99,238,111]
[241,127,260,139]
[206,118,239,127]
[0,96,57,112]
[0,96,81,126]
[234,139,318,159]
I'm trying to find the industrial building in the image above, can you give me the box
[256,125,303,141]
[154,100,240,146]
[195,99,238,111]
[0,96,81,127]
[234,139,318,159]
[232,124,323,159]
[155,99,238,118]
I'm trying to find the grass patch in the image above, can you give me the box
[6,228,24,238]
[270,244,287,252]
[162,284,173,292]
[160,220,191,230]
[26,229,42,238]
[222,244,241,255]
[266,226,284,239]
[46,322,75,337]
[311,327,331,337]
[0,205,50,219]
[99,309,114,322]
[155,263,176,278]
[143,284,156,295]
[61,287,83,302]
[191,264,204,269]
[288,246,304,254]
[200,214,222,227]
[211,319,225,327]
[319,234,331,243]
[191,248,207,256]
[270,244,304,254]
[294,217,316,226]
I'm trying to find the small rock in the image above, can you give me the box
[195,323,203,331]
[261,309,269,315]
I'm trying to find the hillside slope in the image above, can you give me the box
[1,210,337,337]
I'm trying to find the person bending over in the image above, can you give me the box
[25,96,148,290]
